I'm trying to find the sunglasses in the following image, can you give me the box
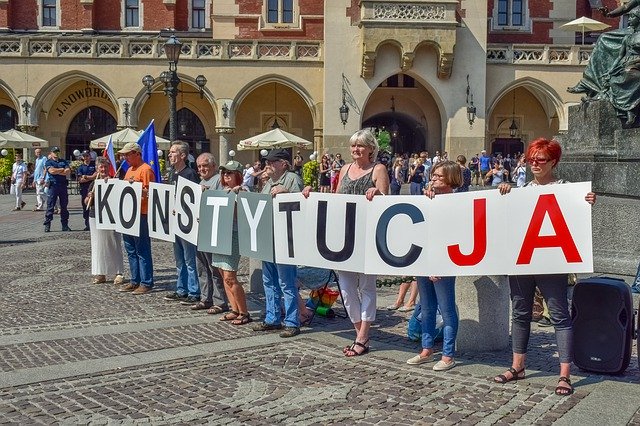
[527,157,550,165]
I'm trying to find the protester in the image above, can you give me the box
[10,153,28,211]
[77,151,97,231]
[494,138,596,396]
[117,142,155,295]
[253,148,304,338]
[86,157,125,285]
[43,146,71,232]
[304,129,389,356]
[32,148,47,211]
[191,152,230,314]
[406,161,460,371]
[164,141,201,304]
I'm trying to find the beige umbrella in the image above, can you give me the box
[237,128,312,150]
[560,16,610,45]
[90,128,171,150]
[0,129,48,149]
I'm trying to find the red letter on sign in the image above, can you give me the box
[517,194,582,265]
[447,198,487,266]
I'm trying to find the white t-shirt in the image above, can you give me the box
[242,167,255,188]
[12,161,27,181]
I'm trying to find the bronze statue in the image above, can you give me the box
[567,1,639,98]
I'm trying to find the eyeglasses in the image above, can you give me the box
[431,173,445,179]
[527,157,550,165]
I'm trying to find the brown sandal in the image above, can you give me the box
[344,340,369,357]
[555,376,574,396]
[231,313,252,325]
[494,367,525,384]
[207,305,229,315]
[219,310,239,321]
[191,301,212,311]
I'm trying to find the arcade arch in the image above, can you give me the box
[66,106,117,156]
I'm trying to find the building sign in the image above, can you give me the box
[56,84,110,117]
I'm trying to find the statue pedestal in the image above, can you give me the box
[556,100,640,275]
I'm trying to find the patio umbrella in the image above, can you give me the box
[560,16,610,45]
[89,127,171,150]
[0,129,48,149]
[237,128,312,150]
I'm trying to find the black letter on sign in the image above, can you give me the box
[97,183,115,224]
[119,186,138,229]
[376,203,424,267]
[151,189,170,234]
[316,201,356,262]
[178,186,195,234]
[279,201,301,258]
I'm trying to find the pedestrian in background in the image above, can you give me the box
[10,152,28,211]
[77,151,96,231]
[32,148,47,211]
[43,146,71,232]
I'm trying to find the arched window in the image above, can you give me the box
[0,105,18,131]
[163,108,209,156]
[66,106,116,156]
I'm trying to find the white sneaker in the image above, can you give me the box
[433,359,456,371]
[113,274,125,286]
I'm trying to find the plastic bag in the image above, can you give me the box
[407,303,444,342]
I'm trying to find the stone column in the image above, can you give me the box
[215,127,233,164]
[455,275,510,352]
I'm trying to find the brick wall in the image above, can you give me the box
[0,2,8,28]
[143,0,175,31]
[175,0,188,30]
[235,0,323,40]
[487,0,553,44]
[93,0,121,31]
[10,0,37,29]
[60,0,93,29]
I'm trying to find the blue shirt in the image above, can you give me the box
[479,156,491,171]
[33,156,47,181]
[77,163,96,192]
[45,158,70,186]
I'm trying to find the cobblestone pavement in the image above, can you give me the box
[1,191,640,425]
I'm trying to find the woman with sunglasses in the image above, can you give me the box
[494,138,596,396]
[406,161,460,371]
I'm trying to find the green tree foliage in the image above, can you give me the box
[377,130,391,154]
[302,159,319,190]
[0,149,15,182]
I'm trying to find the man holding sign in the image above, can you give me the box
[117,142,155,295]
[252,149,304,338]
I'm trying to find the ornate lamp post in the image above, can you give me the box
[142,35,206,143]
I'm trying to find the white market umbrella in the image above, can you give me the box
[90,127,171,150]
[560,16,610,45]
[0,129,48,149]
[237,128,312,150]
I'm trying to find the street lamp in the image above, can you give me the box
[142,34,207,143]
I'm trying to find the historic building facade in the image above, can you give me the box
[0,0,625,165]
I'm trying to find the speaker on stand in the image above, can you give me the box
[571,277,634,375]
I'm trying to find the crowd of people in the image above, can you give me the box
[8,131,601,396]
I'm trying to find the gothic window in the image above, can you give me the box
[493,0,529,30]
[125,0,140,28]
[0,105,18,132]
[66,107,116,156]
[42,0,57,27]
[266,0,295,24]
[192,0,207,29]
[162,108,209,156]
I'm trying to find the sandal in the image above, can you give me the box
[231,313,252,326]
[345,339,370,357]
[191,301,212,311]
[555,376,574,396]
[494,367,525,384]
[219,310,239,321]
[207,305,229,315]
[342,341,356,354]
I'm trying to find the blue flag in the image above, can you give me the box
[138,120,162,183]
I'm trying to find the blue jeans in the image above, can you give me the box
[262,261,299,328]
[43,184,69,226]
[173,236,200,297]
[122,215,154,288]
[417,276,458,357]
[409,182,422,195]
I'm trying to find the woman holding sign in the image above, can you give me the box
[406,161,460,371]
[86,156,125,286]
[494,138,596,396]
[302,129,389,356]
[215,160,252,326]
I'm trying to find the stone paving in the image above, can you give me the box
[1,191,640,425]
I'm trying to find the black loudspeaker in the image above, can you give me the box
[571,277,633,375]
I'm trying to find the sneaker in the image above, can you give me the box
[131,286,151,295]
[119,283,139,292]
[20,202,26,209]
[252,321,283,332]
[180,295,200,305]
[433,359,456,371]
[537,317,553,327]
[61,226,71,232]
[54,208,59,214]
[164,292,188,302]
[12,207,20,211]
[44,224,50,233]
[113,274,125,286]
[279,327,300,338]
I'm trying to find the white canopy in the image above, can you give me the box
[237,128,313,151]
[0,129,49,149]
[89,128,171,150]
[560,16,610,45]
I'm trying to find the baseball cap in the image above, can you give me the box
[50,146,61,153]
[219,160,244,173]
[264,148,290,163]
[117,142,142,154]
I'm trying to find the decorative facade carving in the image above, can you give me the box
[373,3,446,21]
[438,53,453,79]
[401,52,414,71]
[361,51,377,78]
